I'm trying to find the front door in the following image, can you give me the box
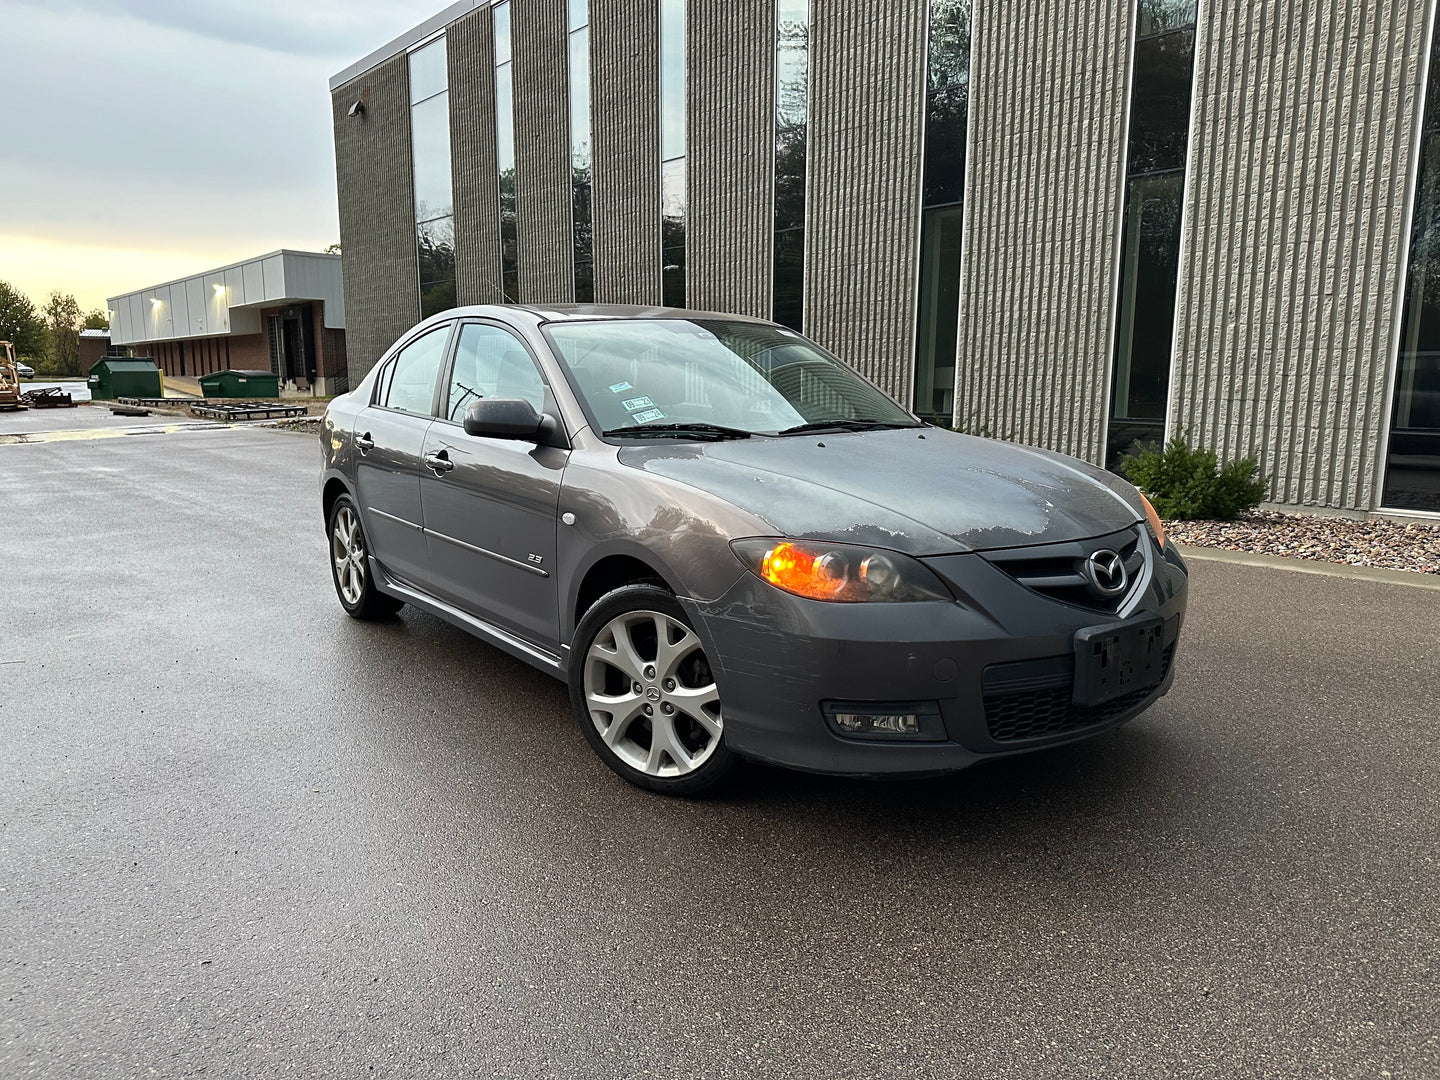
[420,321,567,652]
[352,322,453,587]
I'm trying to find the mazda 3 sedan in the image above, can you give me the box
[321,305,1188,795]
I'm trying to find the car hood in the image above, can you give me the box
[616,427,1145,555]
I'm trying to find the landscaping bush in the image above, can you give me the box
[1120,437,1269,521]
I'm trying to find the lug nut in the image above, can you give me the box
[644,665,656,679]
[661,703,674,714]
[663,679,675,691]
[633,682,642,694]
[643,704,654,716]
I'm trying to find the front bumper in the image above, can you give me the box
[682,536,1188,777]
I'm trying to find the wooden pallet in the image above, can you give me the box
[188,402,308,421]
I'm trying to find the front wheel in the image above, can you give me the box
[328,494,404,620]
[570,584,737,796]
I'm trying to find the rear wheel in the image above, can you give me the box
[328,495,403,620]
[570,584,737,795]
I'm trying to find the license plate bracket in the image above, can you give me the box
[1073,615,1166,706]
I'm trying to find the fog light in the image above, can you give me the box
[822,701,946,742]
[834,711,919,735]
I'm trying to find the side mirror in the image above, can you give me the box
[463,397,555,442]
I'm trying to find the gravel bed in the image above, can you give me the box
[1167,509,1440,575]
[260,417,323,436]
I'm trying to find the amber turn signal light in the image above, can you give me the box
[1139,493,1167,549]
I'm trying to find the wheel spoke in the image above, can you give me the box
[347,517,360,554]
[647,715,693,774]
[654,621,699,682]
[587,690,646,747]
[595,619,648,684]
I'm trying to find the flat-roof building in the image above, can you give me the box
[329,0,1440,515]
[107,250,348,395]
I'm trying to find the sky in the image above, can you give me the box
[0,0,446,314]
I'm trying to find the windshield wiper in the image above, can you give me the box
[603,422,753,441]
[776,419,920,436]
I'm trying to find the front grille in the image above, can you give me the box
[981,525,1149,614]
[983,645,1175,743]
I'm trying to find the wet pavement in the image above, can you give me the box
[2,426,1437,1079]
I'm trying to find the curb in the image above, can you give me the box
[1178,545,1440,590]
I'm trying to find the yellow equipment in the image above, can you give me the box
[0,341,26,411]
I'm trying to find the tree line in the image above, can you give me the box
[0,279,108,376]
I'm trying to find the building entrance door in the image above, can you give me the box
[267,307,315,389]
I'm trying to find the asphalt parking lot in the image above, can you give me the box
[2,424,1437,1079]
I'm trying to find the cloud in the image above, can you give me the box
[9,0,446,59]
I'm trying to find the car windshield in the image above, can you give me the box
[543,318,920,437]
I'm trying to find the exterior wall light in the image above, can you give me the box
[348,101,365,117]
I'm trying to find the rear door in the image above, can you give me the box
[420,320,568,652]
[352,322,453,587]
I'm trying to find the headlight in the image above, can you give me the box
[1139,492,1167,549]
[730,538,953,603]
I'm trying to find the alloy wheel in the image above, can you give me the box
[331,505,366,605]
[582,609,723,778]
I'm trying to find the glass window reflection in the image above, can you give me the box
[410,93,454,222]
[409,37,448,104]
[493,1,511,66]
[1385,32,1440,510]
[660,0,686,161]
[1138,0,1198,38]
[1107,9,1196,467]
[912,0,969,420]
[570,15,592,301]
[772,0,808,331]
[662,158,686,308]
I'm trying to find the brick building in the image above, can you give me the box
[106,250,349,395]
[330,0,1440,515]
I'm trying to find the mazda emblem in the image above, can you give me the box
[1085,549,1129,596]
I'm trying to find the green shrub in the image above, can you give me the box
[1120,437,1269,520]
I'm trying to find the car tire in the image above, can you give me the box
[570,583,738,796]
[327,494,404,620]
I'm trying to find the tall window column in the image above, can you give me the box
[494,2,519,302]
[410,35,456,318]
[1106,0,1197,467]
[913,0,970,423]
[1386,21,1440,511]
[772,0,808,331]
[660,0,686,308]
[569,0,593,303]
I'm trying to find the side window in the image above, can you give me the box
[383,325,451,414]
[445,323,547,422]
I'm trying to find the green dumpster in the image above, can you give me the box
[200,369,280,398]
[88,358,161,400]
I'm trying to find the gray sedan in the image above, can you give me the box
[321,305,1188,795]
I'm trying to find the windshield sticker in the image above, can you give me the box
[631,408,666,423]
[621,396,655,411]
[608,381,633,393]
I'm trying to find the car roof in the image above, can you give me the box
[438,303,777,326]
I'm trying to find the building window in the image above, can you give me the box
[912,0,970,423]
[410,36,456,319]
[569,0,593,302]
[660,0,686,308]
[495,2,519,302]
[1106,4,1197,468]
[1386,25,1440,511]
[772,0,808,331]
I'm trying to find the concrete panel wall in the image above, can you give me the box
[956,0,1132,461]
[1170,0,1431,510]
[591,0,662,305]
[804,2,928,396]
[449,8,504,307]
[333,54,419,379]
[687,0,774,318]
[512,0,574,303]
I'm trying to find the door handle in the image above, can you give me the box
[355,431,375,452]
[424,449,455,474]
